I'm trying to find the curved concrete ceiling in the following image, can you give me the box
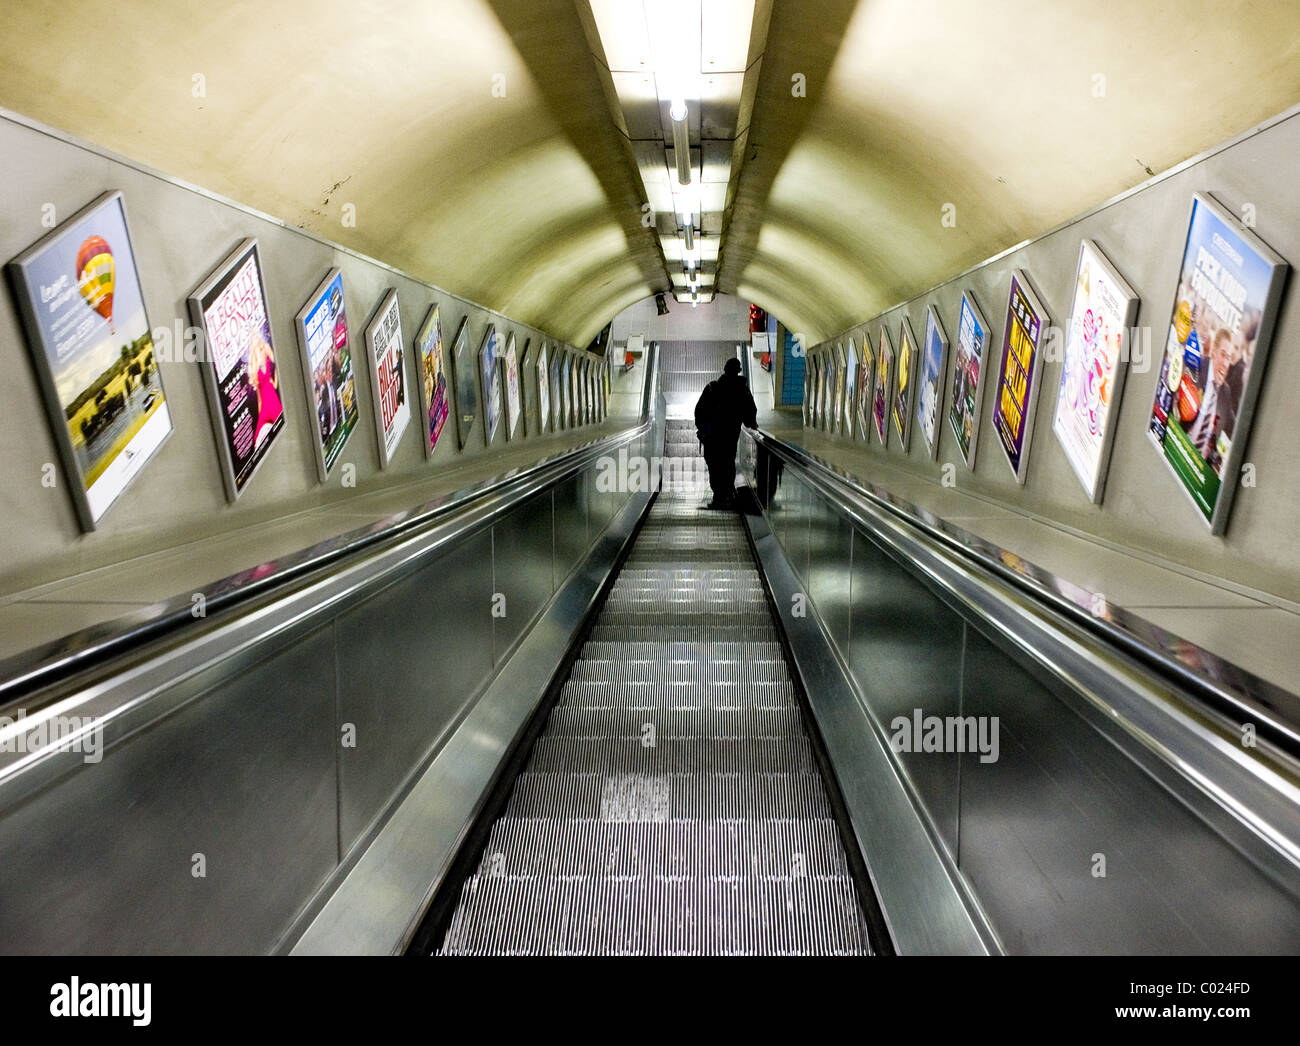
[1,0,1298,348]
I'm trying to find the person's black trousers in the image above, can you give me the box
[702,432,740,499]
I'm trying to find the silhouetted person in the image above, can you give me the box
[694,357,757,508]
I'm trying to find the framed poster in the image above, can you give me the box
[566,353,577,427]
[518,337,533,437]
[364,289,411,468]
[7,190,173,529]
[857,332,875,440]
[844,338,859,438]
[892,317,920,450]
[1147,193,1289,533]
[294,268,358,482]
[502,332,522,440]
[831,343,845,434]
[873,325,894,446]
[916,305,950,459]
[992,270,1051,483]
[189,238,286,500]
[414,303,451,458]
[1053,240,1140,503]
[802,358,813,426]
[478,324,501,446]
[550,352,564,430]
[537,343,551,433]
[948,291,991,469]
[451,317,478,450]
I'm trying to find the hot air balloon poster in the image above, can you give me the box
[7,191,173,530]
[189,239,286,500]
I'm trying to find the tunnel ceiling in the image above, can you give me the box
[1,1,1298,348]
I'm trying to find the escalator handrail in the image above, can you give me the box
[746,427,1300,761]
[0,347,661,708]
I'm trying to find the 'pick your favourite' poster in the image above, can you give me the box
[1148,193,1288,533]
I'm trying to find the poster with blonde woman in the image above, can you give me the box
[188,238,286,500]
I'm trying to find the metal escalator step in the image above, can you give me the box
[543,707,803,739]
[504,771,837,821]
[576,640,786,664]
[471,817,856,879]
[588,624,781,643]
[596,612,774,629]
[557,679,796,711]
[526,736,816,773]
[438,874,870,955]
[567,657,790,684]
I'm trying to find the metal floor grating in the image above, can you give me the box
[437,418,872,955]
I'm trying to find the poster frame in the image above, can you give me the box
[7,189,175,529]
[478,323,500,446]
[916,304,950,460]
[992,269,1051,484]
[1146,192,1289,533]
[413,303,451,459]
[892,315,920,451]
[948,290,991,470]
[873,325,895,446]
[1053,240,1140,504]
[363,288,411,469]
[502,331,522,441]
[190,237,287,500]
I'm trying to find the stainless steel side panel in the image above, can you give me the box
[0,625,338,954]
[337,529,496,855]
[745,509,993,955]
[291,487,652,954]
[491,496,558,664]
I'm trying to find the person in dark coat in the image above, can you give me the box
[694,357,758,508]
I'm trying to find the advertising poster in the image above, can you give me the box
[833,343,847,434]
[857,332,875,440]
[948,291,990,469]
[364,289,410,468]
[1054,240,1140,503]
[550,353,564,430]
[479,324,501,445]
[414,304,450,458]
[294,268,358,482]
[992,271,1050,483]
[190,238,286,499]
[451,317,478,450]
[844,338,859,438]
[892,317,920,450]
[566,353,578,427]
[873,326,894,445]
[1147,193,1289,532]
[537,343,551,432]
[916,305,950,459]
[519,337,533,436]
[502,332,522,440]
[7,191,173,530]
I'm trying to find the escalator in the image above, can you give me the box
[434,418,878,955]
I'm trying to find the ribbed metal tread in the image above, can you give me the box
[439,875,870,955]
[470,817,857,878]
[436,401,872,954]
[504,771,837,821]
[544,707,804,737]
[527,736,816,773]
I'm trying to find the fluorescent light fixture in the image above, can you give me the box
[683,224,695,250]
[669,97,688,122]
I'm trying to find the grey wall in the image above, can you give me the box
[807,107,1300,607]
[0,111,603,595]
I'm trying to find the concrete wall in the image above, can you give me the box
[0,111,598,596]
[806,107,1300,608]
